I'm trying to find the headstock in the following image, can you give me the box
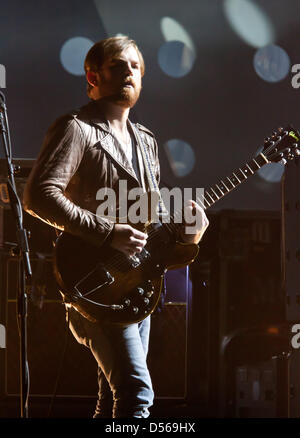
[262,125,300,164]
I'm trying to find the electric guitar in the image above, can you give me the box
[53,126,300,325]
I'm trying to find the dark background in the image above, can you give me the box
[1,0,299,211]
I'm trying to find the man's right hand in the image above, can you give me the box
[110,224,148,257]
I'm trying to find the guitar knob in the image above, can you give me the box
[137,287,144,295]
[132,306,139,314]
[124,299,131,307]
[143,298,150,305]
[145,290,154,298]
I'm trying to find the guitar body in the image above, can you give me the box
[53,230,199,325]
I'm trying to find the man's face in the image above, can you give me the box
[96,46,142,107]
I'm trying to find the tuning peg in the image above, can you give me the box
[278,127,284,133]
[295,149,300,156]
[264,137,271,143]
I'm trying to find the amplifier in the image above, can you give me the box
[282,158,300,321]
[0,158,35,209]
[0,250,188,417]
[190,209,285,416]
[0,158,54,253]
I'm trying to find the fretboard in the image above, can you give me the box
[197,152,268,210]
[163,152,269,235]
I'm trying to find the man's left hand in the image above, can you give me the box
[180,200,209,244]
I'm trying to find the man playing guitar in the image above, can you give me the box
[23,36,209,418]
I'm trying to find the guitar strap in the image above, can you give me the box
[131,122,168,311]
[131,122,168,218]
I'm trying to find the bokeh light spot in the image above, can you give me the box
[223,0,275,48]
[253,44,290,82]
[164,139,195,177]
[60,36,94,76]
[158,41,196,78]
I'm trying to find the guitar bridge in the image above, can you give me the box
[129,255,141,268]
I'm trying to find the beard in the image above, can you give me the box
[100,78,142,108]
[108,85,141,108]
[119,86,141,107]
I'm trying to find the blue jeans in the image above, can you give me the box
[67,307,154,418]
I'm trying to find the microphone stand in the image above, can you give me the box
[0,91,32,418]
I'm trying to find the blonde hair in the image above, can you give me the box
[84,36,145,98]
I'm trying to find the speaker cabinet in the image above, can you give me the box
[282,158,300,321]
[190,210,287,417]
[281,158,300,417]
[0,254,98,401]
[148,303,187,399]
[0,251,188,417]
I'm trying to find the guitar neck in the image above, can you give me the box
[167,152,269,233]
[198,152,269,210]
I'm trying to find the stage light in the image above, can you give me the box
[164,139,195,177]
[256,145,285,184]
[160,16,196,53]
[60,36,94,76]
[158,40,195,78]
[253,44,290,83]
[158,16,196,78]
[223,0,274,48]
[257,162,284,183]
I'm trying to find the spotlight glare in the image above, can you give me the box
[223,0,275,48]
[253,44,290,83]
[164,139,195,177]
[160,16,196,53]
[60,36,94,76]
